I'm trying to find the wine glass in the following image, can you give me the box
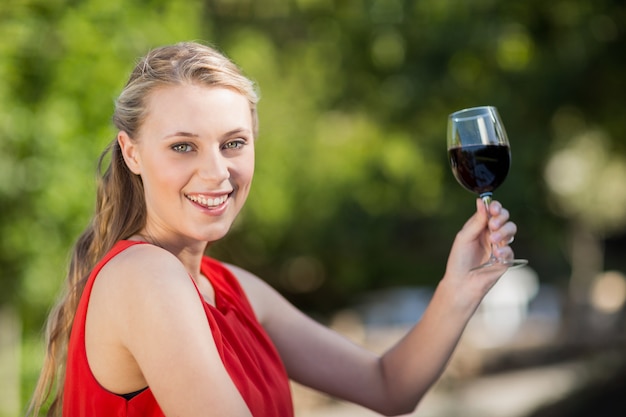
[447,106,527,270]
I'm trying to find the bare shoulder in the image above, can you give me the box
[92,243,201,334]
[222,263,282,324]
[223,263,265,291]
[88,245,252,415]
[86,244,204,394]
[99,243,188,288]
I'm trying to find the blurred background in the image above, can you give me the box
[1,0,625,415]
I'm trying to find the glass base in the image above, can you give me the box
[471,258,528,271]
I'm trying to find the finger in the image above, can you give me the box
[489,207,510,230]
[456,199,489,244]
[488,200,502,216]
[498,235,515,247]
[490,222,518,245]
[494,245,514,260]
[476,197,489,217]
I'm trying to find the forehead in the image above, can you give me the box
[142,84,253,133]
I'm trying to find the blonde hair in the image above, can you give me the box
[27,41,259,416]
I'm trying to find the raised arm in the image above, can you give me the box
[235,198,517,416]
[376,198,516,412]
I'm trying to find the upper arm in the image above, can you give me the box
[98,246,252,417]
[226,264,388,410]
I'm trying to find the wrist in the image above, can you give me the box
[435,274,483,319]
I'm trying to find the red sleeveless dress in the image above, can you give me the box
[63,240,294,417]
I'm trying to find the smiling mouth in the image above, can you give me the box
[186,194,229,208]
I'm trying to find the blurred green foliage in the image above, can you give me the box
[1,0,624,411]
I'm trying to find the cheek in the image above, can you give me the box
[233,151,255,181]
[242,157,255,184]
[246,156,255,178]
[142,159,188,195]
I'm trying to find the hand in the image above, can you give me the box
[443,198,518,306]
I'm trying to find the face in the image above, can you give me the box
[118,84,255,246]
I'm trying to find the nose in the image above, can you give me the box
[197,148,230,183]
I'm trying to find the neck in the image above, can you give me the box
[131,232,208,282]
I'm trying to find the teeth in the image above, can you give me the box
[187,194,228,208]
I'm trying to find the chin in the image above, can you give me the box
[197,225,233,244]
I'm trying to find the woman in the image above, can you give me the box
[28,41,518,417]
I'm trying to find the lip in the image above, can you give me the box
[185,191,232,214]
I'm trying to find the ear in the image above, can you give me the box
[117,131,141,175]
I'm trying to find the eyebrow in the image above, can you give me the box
[162,128,252,140]
[224,128,253,138]
[162,131,199,139]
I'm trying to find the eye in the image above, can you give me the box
[171,143,194,153]
[223,139,246,150]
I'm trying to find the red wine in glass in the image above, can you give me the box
[447,106,527,270]
[448,144,511,196]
